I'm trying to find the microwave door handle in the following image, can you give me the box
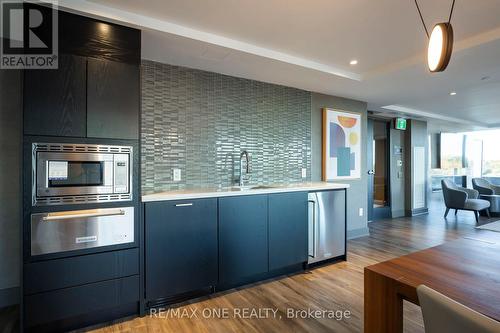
[42,209,125,221]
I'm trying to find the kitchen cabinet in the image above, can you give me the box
[24,54,87,137]
[268,192,308,270]
[143,188,346,302]
[87,58,140,139]
[24,248,139,295]
[219,195,268,285]
[24,275,139,329]
[23,8,140,140]
[23,56,139,140]
[145,198,218,301]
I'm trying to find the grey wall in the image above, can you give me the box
[404,119,429,215]
[389,129,406,218]
[141,60,312,194]
[430,133,441,169]
[311,93,369,239]
[0,69,22,306]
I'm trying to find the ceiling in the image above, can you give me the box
[58,0,500,132]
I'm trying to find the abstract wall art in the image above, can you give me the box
[322,108,361,180]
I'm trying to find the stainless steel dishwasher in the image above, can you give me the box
[308,190,346,264]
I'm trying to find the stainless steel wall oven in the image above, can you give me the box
[32,143,133,206]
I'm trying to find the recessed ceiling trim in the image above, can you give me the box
[55,0,362,81]
[381,105,487,128]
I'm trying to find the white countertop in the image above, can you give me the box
[142,182,349,202]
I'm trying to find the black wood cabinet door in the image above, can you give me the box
[219,195,268,285]
[145,199,218,301]
[87,58,139,139]
[24,54,87,137]
[268,192,308,270]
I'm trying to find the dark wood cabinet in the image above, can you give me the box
[87,58,140,139]
[268,192,308,270]
[218,195,268,285]
[24,54,87,137]
[23,9,140,140]
[145,199,218,301]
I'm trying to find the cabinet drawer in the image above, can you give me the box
[24,248,139,294]
[24,275,139,328]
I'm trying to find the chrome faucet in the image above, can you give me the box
[239,150,250,187]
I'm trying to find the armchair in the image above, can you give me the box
[472,178,500,195]
[441,179,490,223]
[417,285,500,333]
[472,178,500,215]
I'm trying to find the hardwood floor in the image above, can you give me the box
[80,193,494,333]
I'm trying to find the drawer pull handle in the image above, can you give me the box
[175,203,193,207]
[42,209,125,221]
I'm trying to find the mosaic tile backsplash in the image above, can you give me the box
[141,60,312,194]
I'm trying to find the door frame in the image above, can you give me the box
[367,118,392,222]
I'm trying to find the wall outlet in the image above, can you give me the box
[173,168,182,182]
[301,168,307,178]
[359,208,364,217]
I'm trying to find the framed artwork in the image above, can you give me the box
[322,108,361,180]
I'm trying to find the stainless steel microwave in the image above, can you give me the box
[32,143,133,206]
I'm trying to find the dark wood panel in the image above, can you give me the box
[24,248,139,295]
[59,10,141,64]
[87,58,140,139]
[268,192,308,270]
[24,275,139,328]
[23,54,86,137]
[218,195,268,285]
[145,199,218,301]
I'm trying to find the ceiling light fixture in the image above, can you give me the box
[450,91,457,96]
[414,0,456,72]
[349,60,358,65]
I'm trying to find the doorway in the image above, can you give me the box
[367,119,391,221]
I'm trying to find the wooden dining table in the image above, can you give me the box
[364,230,500,333]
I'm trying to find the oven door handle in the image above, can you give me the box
[42,209,126,222]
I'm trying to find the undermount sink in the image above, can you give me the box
[249,185,276,190]
[231,185,277,191]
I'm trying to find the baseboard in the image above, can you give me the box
[0,287,19,308]
[406,208,429,216]
[347,227,370,240]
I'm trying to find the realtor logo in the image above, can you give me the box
[1,0,58,69]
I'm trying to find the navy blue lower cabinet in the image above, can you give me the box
[145,198,218,301]
[24,248,139,295]
[268,192,308,270]
[24,275,139,329]
[218,195,268,286]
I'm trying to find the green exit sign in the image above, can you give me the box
[395,118,407,130]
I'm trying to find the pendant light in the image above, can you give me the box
[415,0,456,72]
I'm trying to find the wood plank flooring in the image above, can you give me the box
[80,193,493,333]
